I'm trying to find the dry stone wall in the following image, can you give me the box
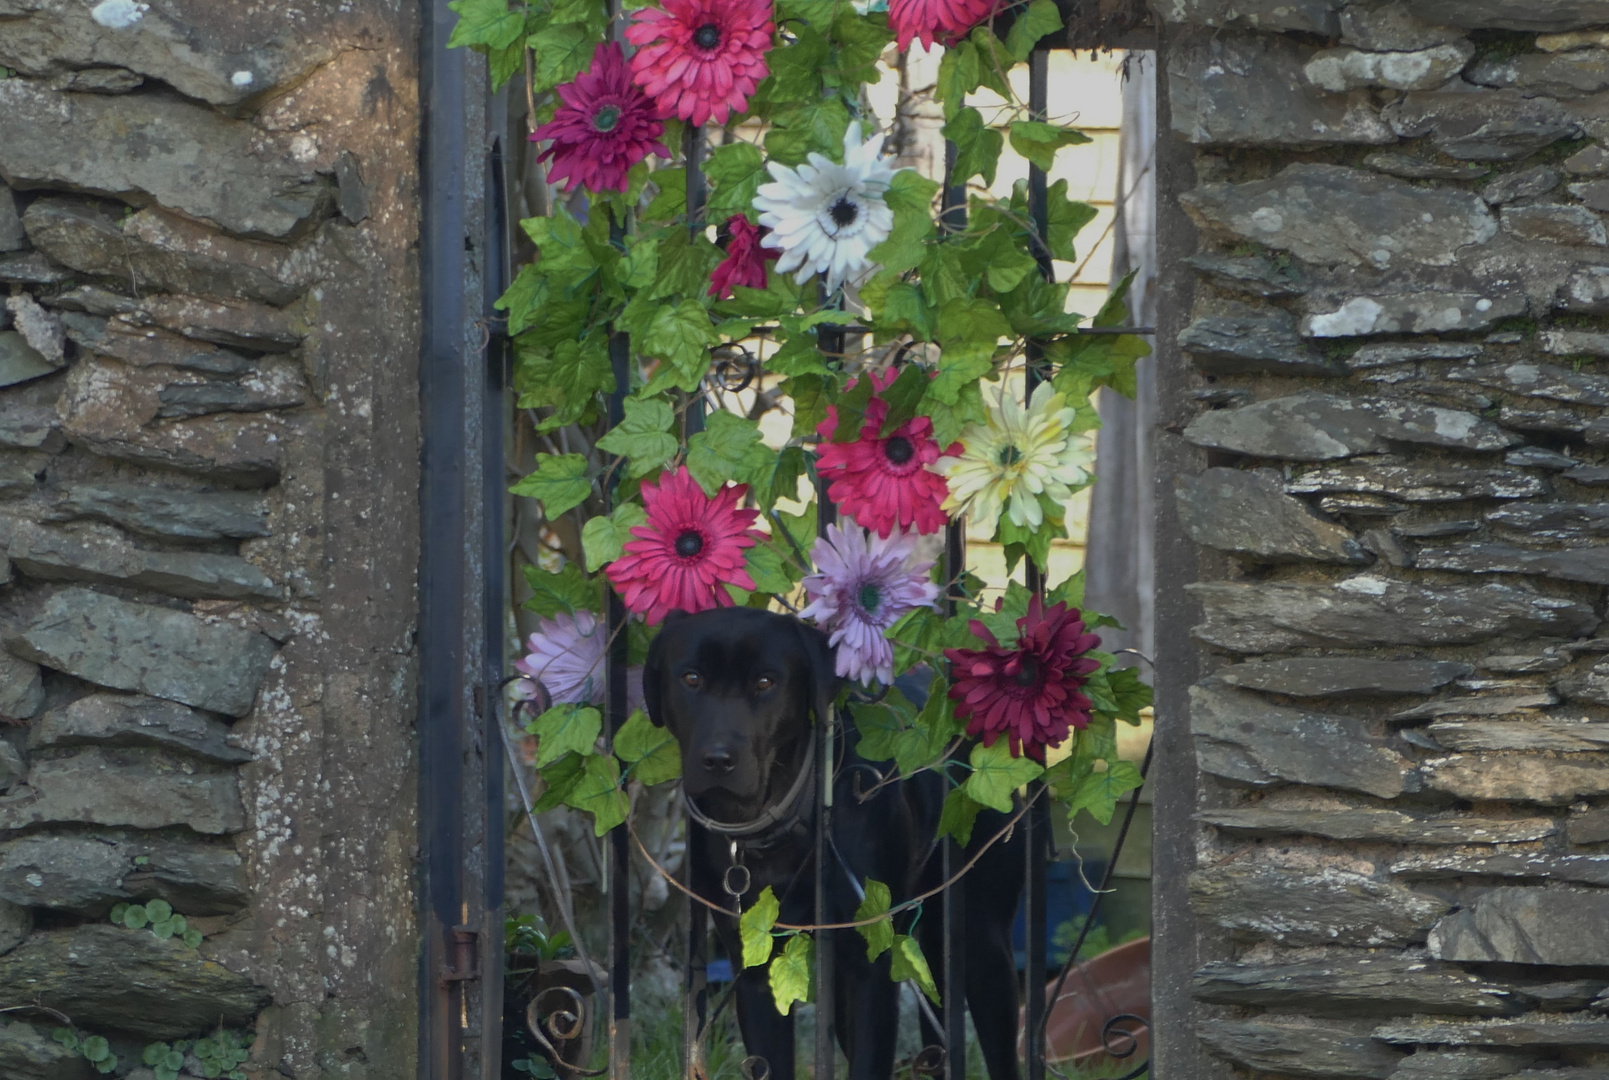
[0,4,421,1079]
[1163,2,1609,1077]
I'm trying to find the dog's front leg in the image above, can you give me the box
[732,965,796,1080]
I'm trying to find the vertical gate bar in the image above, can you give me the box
[606,270,633,1080]
[814,314,841,1080]
[939,136,968,1080]
[685,123,708,437]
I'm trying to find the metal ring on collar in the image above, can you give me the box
[723,863,752,898]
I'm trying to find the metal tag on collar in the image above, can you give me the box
[723,840,750,900]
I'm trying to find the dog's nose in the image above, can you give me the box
[701,747,735,774]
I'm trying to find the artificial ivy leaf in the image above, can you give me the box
[1005,0,1064,61]
[1106,666,1153,723]
[782,374,830,437]
[968,25,1014,98]
[877,281,936,341]
[515,334,613,430]
[996,497,1063,576]
[934,38,980,122]
[754,444,811,510]
[877,363,931,436]
[511,453,592,519]
[446,0,526,49]
[530,23,593,92]
[614,709,682,785]
[889,935,940,1005]
[829,8,891,87]
[498,263,547,336]
[771,504,817,562]
[1074,713,1119,765]
[522,206,592,283]
[741,886,781,968]
[919,244,970,308]
[765,97,851,166]
[1046,568,1086,609]
[488,37,527,90]
[623,235,662,292]
[973,227,1042,294]
[855,880,895,960]
[937,786,983,846]
[1047,178,1099,264]
[644,169,687,221]
[829,372,876,443]
[595,396,679,479]
[866,169,939,277]
[965,739,1043,812]
[652,229,724,301]
[523,562,603,618]
[686,411,774,493]
[850,700,904,763]
[915,676,965,744]
[770,933,814,1014]
[531,704,603,767]
[535,753,586,811]
[1008,121,1092,173]
[746,540,798,595]
[758,23,830,107]
[704,142,769,220]
[642,299,719,393]
[942,108,1003,188]
[922,379,987,449]
[581,502,648,571]
[1062,759,1144,826]
[550,0,607,32]
[930,298,1009,405]
[566,753,630,835]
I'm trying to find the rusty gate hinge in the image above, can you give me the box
[442,925,480,984]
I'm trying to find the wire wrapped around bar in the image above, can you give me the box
[527,986,606,1077]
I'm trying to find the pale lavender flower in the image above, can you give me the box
[514,610,644,711]
[798,522,942,686]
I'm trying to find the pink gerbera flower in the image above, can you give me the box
[816,369,958,538]
[944,598,1101,763]
[513,610,646,712]
[606,467,763,624]
[709,216,782,298]
[530,42,670,193]
[626,0,773,127]
[798,524,941,685]
[889,0,996,52]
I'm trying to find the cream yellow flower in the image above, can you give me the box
[933,383,1093,529]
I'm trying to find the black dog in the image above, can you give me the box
[644,607,1025,1080]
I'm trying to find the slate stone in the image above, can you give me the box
[1479,649,1570,673]
[1406,1,1609,32]
[1217,657,1472,696]
[1192,683,1410,797]
[156,369,306,419]
[0,330,56,389]
[1169,35,1394,147]
[1504,446,1578,469]
[1569,808,1609,845]
[1364,153,1491,181]
[1340,5,1465,49]
[1570,179,1609,211]
[0,81,329,238]
[0,738,23,793]
[1178,468,1366,564]
[1394,688,1560,721]
[1449,360,1609,406]
[0,924,269,1039]
[1288,460,1545,501]
[1397,520,1481,538]
[1484,166,1564,205]
[22,199,309,306]
[1193,956,1522,1016]
[1190,578,1600,653]
[0,747,244,834]
[1568,144,1609,176]
[1541,329,1609,356]
[0,649,44,721]
[1390,1050,1542,1080]
[1302,289,1527,336]
[1350,342,1484,369]
[1501,204,1609,246]
[1422,752,1609,804]
[1185,393,1519,461]
[1157,0,1341,33]
[0,187,23,251]
[1177,302,1337,375]
[1306,42,1473,92]
[30,693,250,764]
[0,251,72,286]
[1182,251,1309,297]
[41,483,269,542]
[1200,1019,1409,1078]
[1198,806,1557,845]
[1560,658,1609,706]
[1394,853,1609,887]
[5,587,275,717]
[2,519,281,600]
[1182,164,1496,270]
[1471,50,1609,98]
[59,314,252,376]
[1566,463,1609,484]
[138,294,304,353]
[1413,543,1609,585]
[0,831,248,915]
[1191,861,1449,946]
[0,405,66,454]
[0,896,28,954]
[0,1017,94,1080]
[1383,89,1580,161]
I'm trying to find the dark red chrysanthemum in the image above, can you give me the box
[944,597,1101,763]
[530,42,670,193]
[815,369,957,538]
[709,216,782,298]
[626,0,773,127]
[889,0,995,52]
[605,467,763,625]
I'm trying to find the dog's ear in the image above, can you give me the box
[642,610,687,727]
[793,619,840,729]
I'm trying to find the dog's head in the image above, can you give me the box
[643,608,836,815]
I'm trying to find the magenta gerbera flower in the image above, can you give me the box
[798,524,942,685]
[606,467,763,625]
[626,0,774,127]
[816,369,958,539]
[513,610,646,712]
[709,216,781,298]
[889,0,996,52]
[530,42,670,193]
[944,597,1101,763]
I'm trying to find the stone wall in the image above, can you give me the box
[0,4,421,1079]
[1158,2,1609,1077]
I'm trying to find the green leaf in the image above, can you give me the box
[81,1037,111,1064]
[754,445,811,510]
[145,899,172,922]
[769,933,814,1014]
[109,903,129,925]
[1105,666,1153,723]
[595,397,679,479]
[644,169,686,221]
[651,229,723,302]
[704,142,769,220]
[497,263,547,336]
[522,561,603,618]
[124,904,149,929]
[564,753,629,835]
[1005,0,1063,61]
[446,0,526,50]
[614,709,682,785]
[764,98,850,167]
[922,379,987,449]
[151,918,176,940]
[1047,178,1099,264]
[1062,759,1144,826]
[866,169,939,276]
[935,39,981,122]
[854,880,894,960]
[53,1029,78,1050]
[581,502,648,571]
[877,363,931,437]
[877,282,935,340]
[937,786,984,846]
[1046,568,1086,609]
[686,411,773,493]
[530,23,593,92]
[535,754,586,811]
[746,540,797,595]
[1008,121,1092,173]
[942,108,1003,188]
[511,453,592,519]
[828,7,892,87]
[758,23,830,108]
[783,374,831,436]
[850,701,904,763]
[642,299,718,393]
[996,497,1063,576]
[94,1056,118,1075]
[889,935,939,1004]
[919,244,970,308]
[183,929,204,948]
[964,740,1043,812]
[531,704,603,767]
[740,886,781,968]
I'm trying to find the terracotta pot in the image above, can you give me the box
[1019,936,1150,1069]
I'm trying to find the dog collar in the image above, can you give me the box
[683,733,817,851]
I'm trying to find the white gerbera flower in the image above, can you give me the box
[752,121,897,292]
[933,383,1094,530]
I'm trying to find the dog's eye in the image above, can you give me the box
[755,675,774,691]
[681,671,701,688]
